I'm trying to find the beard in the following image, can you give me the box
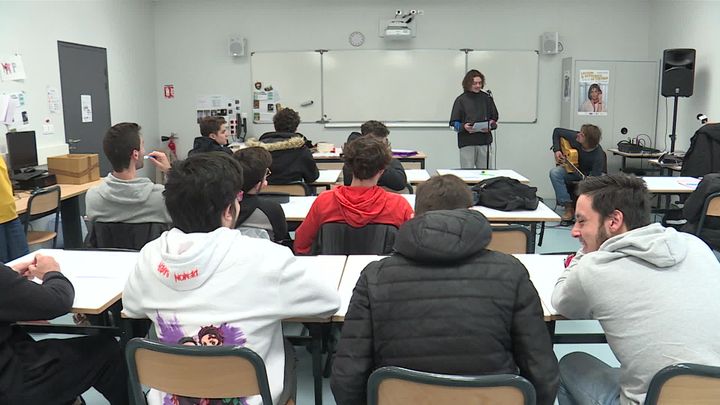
[595,224,611,249]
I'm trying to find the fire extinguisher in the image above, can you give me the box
[161,133,178,160]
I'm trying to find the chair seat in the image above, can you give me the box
[27,231,57,245]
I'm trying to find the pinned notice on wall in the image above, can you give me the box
[81,94,93,123]
[0,54,27,81]
[47,87,61,113]
[2,91,30,128]
[577,69,609,116]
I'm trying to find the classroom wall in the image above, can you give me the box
[0,0,159,177]
[649,0,719,153]
[153,0,653,198]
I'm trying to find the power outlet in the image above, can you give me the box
[42,123,55,134]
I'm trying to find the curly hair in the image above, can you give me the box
[273,108,300,133]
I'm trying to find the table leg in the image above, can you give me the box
[306,323,324,405]
[60,195,83,248]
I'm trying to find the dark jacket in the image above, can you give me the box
[681,123,720,177]
[0,265,74,396]
[330,209,559,405]
[343,132,408,190]
[682,173,720,249]
[236,194,290,244]
[551,127,605,176]
[450,91,499,148]
[188,136,232,156]
[249,132,319,184]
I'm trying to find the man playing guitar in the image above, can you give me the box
[549,125,605,222]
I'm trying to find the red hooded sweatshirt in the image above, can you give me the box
[294,185,414,254]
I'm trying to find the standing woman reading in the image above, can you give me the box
[450,70,499,169]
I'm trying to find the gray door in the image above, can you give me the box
[58,41,112,175]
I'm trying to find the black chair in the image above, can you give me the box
[695,191,720,238]
[645,363,720,405]
[367,366,536,405]
[85,222,169,250]
[311,222,398,255]
[125,337,274,405]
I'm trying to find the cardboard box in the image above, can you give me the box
[47,154,100,184]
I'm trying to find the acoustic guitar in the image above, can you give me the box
[559,137,585,178]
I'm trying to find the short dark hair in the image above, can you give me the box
[233,147,272,192]
[273,108,300,133]
[581,124,602,149]
[462,69,485,91]
[343,136,391,181]
[200,116,226,137]
[577,173,651,231]
[103,122,141,172]
[360,120,389,138]
[587,83,602,99]
[415,175,473,215]
[164,153,243,233]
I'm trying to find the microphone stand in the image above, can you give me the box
[485,90,493,169]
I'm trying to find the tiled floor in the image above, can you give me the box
[50,205,717,404]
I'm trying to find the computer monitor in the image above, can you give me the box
[5,131,39,172]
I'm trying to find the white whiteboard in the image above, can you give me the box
[323,50,466,123]
[251,49,538,125]
[467,50,538,123]
[251,51,322,122]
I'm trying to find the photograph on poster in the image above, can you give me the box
[578,69,609,116]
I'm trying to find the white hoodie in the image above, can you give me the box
[123,227,340,405]
[552,223,720,405]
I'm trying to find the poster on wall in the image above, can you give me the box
[81,94,93,123]
[3,91,29,128]
[577,69,609,116]
[252,89,280,123]
[0,54,27,81]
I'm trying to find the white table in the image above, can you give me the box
[312,169,342,186]
[335,254,566,321]
[405,169,431,184]
[436,169,530,184]
[641,176,699,194]
[9,248,138,314]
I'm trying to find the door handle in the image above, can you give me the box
[67,138,82,143]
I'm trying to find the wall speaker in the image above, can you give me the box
[540,32,559,55]
[661,48,695,97]
[229,36,246,57]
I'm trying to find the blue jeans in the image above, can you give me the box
[0,217,29,263]
[558,352,621,405]
[549,165,583,205]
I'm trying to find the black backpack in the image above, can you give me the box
[472,176,540,211]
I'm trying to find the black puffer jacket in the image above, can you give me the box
[330,209,559,405]
[188,136,232,156]
[681,123,720,178]
[249,132,319,185]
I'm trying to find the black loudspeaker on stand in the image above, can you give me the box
[661,48,696,153]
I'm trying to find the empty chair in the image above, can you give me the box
[645,363,720,405]
[23,185,61,248]
[367,366,536,405]
[488,224,533,254]
[262,182,311,196]
[126,337,276,405]
[312,222,398,255]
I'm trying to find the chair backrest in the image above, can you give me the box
[125,338,273,405]
[645,363,720,405]
[24,185,61,234]
[488,225,532,254]
[312,222,398,255]
[382,184,414,194]
[696,191,720,236]
[367,366,536,405]
[85,222,169,250]
[263,183,311,196]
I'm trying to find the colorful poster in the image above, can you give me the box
[577,70,609,116]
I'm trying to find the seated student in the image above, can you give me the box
[86,122,172,225]
[331,174,559,405]
[552,174,720,405]
[294,136,414,255]
[247,108,319,185]
[188,116,232,155]
[1,154,28,263]
[342,120,407,191]
[549,125,605,221]
[122,152,339,405]
[233,147,291,244]
[0,253,128,404]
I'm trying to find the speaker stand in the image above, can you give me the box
[669,95,679,153]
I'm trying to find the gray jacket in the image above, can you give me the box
[85,173,171,224]
[552,223,720,405]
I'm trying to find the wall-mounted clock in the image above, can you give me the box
[349,31,365,47]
